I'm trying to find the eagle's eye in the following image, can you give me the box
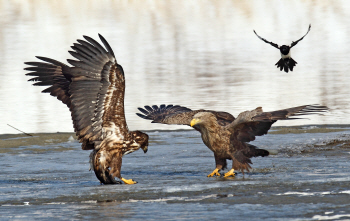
[132,131,149,145]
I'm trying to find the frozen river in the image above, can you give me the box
[1,127,350,220]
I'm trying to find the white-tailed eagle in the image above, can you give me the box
[137,104,327,177]
[25,34,149,185]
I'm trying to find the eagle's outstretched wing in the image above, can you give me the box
[253,30,280,49]
[25,57,72,107]
[25,34,128,150]
[290,24,311,48]
[225,104,328,142]
[137,105,235,127]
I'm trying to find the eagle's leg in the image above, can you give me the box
[91,150,120,184]
[224,169,235,178]
[207,155,226,177]
[110,151,137,185]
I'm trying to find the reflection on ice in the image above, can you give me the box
[0,1,349,134]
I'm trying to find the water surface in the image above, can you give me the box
[0,0,349,133]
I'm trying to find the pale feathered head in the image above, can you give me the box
[190,112,217,127]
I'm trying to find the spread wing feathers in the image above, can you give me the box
[252,104,328,121]
[25,57,72,107]
[137,105,198,125]
[137,105,235,126]
[25,34,128,149]
[227,104,328,142]
[290,24,311,48]
[253,30,279,49]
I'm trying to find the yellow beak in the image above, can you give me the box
[190,118,200,127]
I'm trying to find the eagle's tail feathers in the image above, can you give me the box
[232,144,269,173]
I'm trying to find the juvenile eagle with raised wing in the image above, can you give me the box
[137,104,327,177]
[25,34,149,185]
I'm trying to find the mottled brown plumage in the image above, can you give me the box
[25,34,149,184]
[137,104,328,177]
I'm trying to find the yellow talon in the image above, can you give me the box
[121,178,137,185]
[207,168,221,177]
[224,169,235,178]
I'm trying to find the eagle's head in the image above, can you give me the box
[190,112,218,129]
[131,131,149,153]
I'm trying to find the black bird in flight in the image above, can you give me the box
[254,24,311,73]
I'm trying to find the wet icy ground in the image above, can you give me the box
[1,126,350,220]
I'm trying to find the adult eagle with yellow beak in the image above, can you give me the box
[137,104,327,178]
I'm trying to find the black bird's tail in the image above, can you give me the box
[275,58,297,73]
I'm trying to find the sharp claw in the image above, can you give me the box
[207,168,221,177]
[224,169,235,178]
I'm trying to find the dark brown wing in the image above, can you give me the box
[25,57,72,107]
[253,30,280,49]
[226,104,328,142]
[137,105,198,126]
[136,104,235,127]
[25,34,127,150]
[290,24,311,48]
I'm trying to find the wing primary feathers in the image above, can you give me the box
[291,105,328,115]
[75,41,100,56]
[24,62,57,68]
[83,35,108,55]
[67,59,98,72]
[137,104,235,126]
[253,30,279,49]
[35,56,67,66]
[138,107,149,115]
[136,104,195,125]
[24,66,56,72]
[290,24,311,48]
[254,104,328,121]
[68,51,96,67]
[136,113,148,119]
[98,34,115,58]
[144,106,154,112]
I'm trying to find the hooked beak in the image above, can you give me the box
[142,146,148,153]
[190,118,201,127]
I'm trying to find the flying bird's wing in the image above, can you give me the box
[253,30,279,49]
[137,105,235,126]
[290,24,311,48]
[25,34,127,150]
[225,104,328,142]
